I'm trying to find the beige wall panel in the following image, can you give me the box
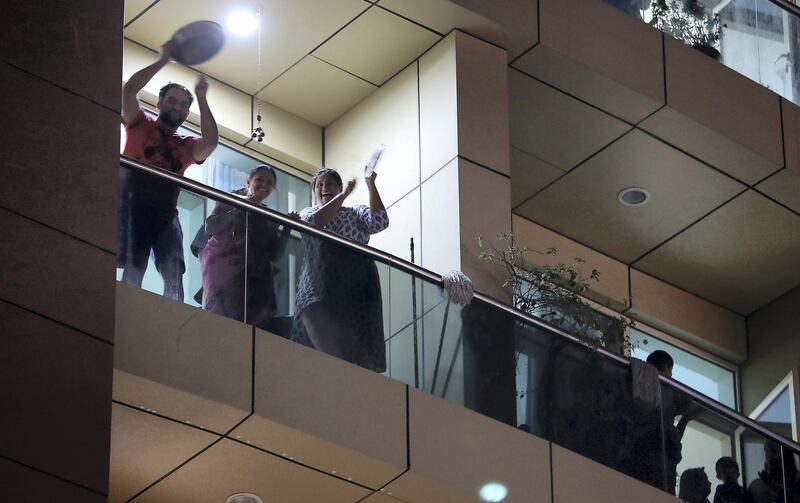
[741,287,800,414]
[784,98,800,176]
[1,458,106,503]
[313,6,440,85]
[360,492,407,503]
[0,66,119,252]
[108,404,219,503]
[511,215,630,310]
[640,108,779,187]
[232,414,403,490]
[0,300,113,494]
[114,283,252,430]
[514,45,663,125]
[509,69,632,170]
[259,56,377,127]
[633,191,800,314]
[113,370,249,436]
[552,445,682,503]
[370,189,421,262]
[458,159,512,301]
[455,31,510,174]
[381,0,537,60]
[0,209,116,342]
[137,439,370,503]
[124,0,152,24]
[0,1,122,110]
[644,37,783,183]
[250,329,407,487]
[758,99,800,211]
[510,147,565,207]
[419,34,459,180]
[757,169,800,214]
[326,63,420,207]
[519,0,664,122]
[421,159,461,274]
[386,388,551,503]
[628,270,746,363]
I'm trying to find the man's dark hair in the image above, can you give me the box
[158,82,194,106]
[646,350,674,373]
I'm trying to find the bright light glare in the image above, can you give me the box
[480,482,508,502]
[225,11,258,35]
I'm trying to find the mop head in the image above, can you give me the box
[441,271,474,306]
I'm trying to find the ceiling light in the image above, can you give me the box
[225,11,258,35]
[479,482,508,502]
[618,187,651,207]
[226,493,263,503]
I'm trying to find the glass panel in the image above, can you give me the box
[632,328,737,409]
[515,318,664,487]
[755,386,795,440]
[662,382,793,502]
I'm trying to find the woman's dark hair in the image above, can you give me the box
[310,168,342,203]
[249,164,278,186]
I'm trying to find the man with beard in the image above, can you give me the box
[119,41,218,301]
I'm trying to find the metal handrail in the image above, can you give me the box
[120,155,800,455]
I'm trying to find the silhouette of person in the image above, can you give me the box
[680,467,713,503]
[714,456,753,503]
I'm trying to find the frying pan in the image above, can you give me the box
[170,20,225,65]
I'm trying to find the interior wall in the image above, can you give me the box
[741,286,800,415]
[0,1,123,500]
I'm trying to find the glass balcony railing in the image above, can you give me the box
[118,156,800,501]
[604,0,800,106]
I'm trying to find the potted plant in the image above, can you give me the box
[478,233,633,354]
[651,0,722,59]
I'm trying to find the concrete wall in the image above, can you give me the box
[0,1,123,500]
[741,287,800,419]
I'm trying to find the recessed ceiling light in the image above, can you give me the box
[479,482,508,502]
[618,187,651,206]
[226,493,263,503]
[225,11,258,35]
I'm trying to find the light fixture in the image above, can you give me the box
[225,10,258,35]
[226,493,263,503]
[617,187,651,207]
[479,482,508,502]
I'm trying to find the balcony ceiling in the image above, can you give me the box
[124,0,800,315]
[123,0,533,127]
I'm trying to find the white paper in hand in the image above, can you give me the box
[364,144,386,178]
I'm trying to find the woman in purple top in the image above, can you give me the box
[200,165,295,329]
[293,168,389,371]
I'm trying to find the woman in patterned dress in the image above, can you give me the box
[293,168,389,371]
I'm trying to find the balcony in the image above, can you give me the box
[109,158,800,502]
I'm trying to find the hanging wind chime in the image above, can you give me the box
[251,6,266,143]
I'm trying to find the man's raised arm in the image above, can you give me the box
[121,42,173,125]
[191,74,219,162]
